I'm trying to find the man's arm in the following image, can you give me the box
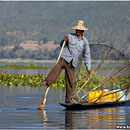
[60,35,68,47]
[83,39,91,76]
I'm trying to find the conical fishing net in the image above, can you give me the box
[72,44,130,104]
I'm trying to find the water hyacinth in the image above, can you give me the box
[0,72,45,87]
[0,71,129,91]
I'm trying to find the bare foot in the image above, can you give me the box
[42,81,47,86]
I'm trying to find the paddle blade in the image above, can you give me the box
[38,87,49,110]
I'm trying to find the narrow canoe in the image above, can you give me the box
[59,99,130,110]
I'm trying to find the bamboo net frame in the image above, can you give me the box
[72,44,130,104]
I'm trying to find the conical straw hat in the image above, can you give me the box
[72,20,88,31]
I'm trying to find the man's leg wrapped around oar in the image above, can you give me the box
[42,58,75,104]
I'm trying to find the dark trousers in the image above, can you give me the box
[45,58,75,103]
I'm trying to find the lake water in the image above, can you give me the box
[0,86,130,129]
[0,62,130,129]
[0,62,129,76]
[0,62,53,75]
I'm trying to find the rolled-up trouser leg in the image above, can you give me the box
[65,61,75,103]
[45,58,63,86]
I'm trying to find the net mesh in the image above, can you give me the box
[72,44,130,104]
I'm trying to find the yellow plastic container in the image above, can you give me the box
[88,91,102,103]
[88,90,120,103]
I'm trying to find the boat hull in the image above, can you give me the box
[59,99,130,110]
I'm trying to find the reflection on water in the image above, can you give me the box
[64,108,128,129]
[65,111,73,129]
[0,86,130,129]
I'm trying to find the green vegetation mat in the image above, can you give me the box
[0,71,129,90]
[0,64,53,69]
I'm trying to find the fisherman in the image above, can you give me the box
[42,20,91,103]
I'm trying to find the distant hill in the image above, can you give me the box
[0,1,130,59]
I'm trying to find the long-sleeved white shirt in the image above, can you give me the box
[60,33,91,70]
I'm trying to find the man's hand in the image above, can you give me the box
[87,70,91,76]
[63,35,68,41]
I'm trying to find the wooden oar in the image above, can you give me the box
[38,40,66,110]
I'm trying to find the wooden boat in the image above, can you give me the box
[59,44,130,111]
[59,99,130,110]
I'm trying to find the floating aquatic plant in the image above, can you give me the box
[0,72,129,91]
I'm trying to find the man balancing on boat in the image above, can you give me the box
[42,20,91,104]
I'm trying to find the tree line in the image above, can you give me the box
[0,2,130,59]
